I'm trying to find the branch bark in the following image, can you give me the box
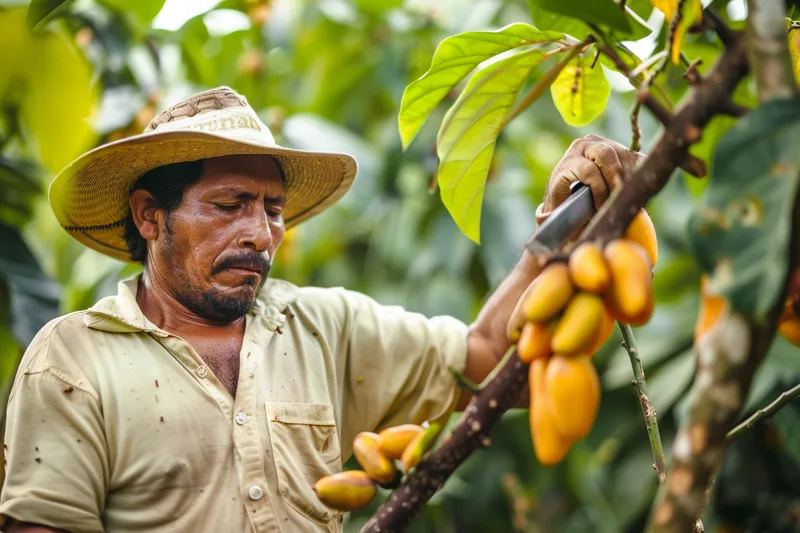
[362,13,750,532]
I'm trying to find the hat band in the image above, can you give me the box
[62,219,126,232]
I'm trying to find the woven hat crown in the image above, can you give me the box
[145,86,252,134]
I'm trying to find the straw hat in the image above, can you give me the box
[49,86,358,263]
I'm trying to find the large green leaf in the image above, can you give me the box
[25,0,70,30]
[528,0,631,34]
[398,23,563,150]
[688,97,800,321]
[550,56,610,127]
[96,0,166,28]
[435,48,546,243]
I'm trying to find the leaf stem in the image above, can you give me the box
[726,383,800,440]
[618,321,667,484]
[500,39,589,130]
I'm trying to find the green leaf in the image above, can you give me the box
[436,48,547,243]
[528,0,631,34]
[25,0,70,30]
[96,0,167,29]
[398,23,563,150]
[550,57,610,127]
[688,97,800,321]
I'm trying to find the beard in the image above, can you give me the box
[159,217,271,323]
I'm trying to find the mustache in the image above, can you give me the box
[212,252,271,276]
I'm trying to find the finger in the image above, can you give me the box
[565,157,609,211]
[584,141,626,191]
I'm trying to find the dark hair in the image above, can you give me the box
[123,160,205,263]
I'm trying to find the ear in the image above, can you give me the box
[129,190,162,242]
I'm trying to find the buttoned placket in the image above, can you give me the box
[150,309,285,533]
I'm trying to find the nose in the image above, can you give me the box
[237,210,272,252]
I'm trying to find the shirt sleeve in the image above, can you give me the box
[0,322,108,533]
[333,289,469,459]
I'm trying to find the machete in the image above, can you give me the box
[524,181,596,256]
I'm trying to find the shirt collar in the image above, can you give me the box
[83,274,299,334]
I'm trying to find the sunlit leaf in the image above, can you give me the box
[398,23,563,150]
[651,0,677,21]
[96,0,166,28]
[789,28,800,84]
[436,48,547,243]
[550,57,610,127]
[688,98,800,321]
[25,0,70,30]
[528,0,632,34]
[670,0,703,63]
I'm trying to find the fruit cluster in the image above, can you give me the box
[313,423,438,512]
[516,209,659,466]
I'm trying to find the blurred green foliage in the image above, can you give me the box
[0,0,799,531]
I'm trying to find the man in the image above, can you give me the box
[0,86,640,533]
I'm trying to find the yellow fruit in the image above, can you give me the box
[605,239,654,326]
[377,424,424,460]
[625,208,659,266]
[568,242,611,294]
[400,422,442,473]
[523,262,575,323]
[544,354,601,441]
[587,302,616,355]
[694,275,727,343]
[779,317,800,346]
[313,470,377,511]
[529,358,571,466]
[352,432,397,484]
[551,293,606,356]
[517,320,555,363]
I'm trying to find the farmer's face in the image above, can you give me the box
[152,154,285,322]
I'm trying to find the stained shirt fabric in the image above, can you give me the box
[0,275,469,532]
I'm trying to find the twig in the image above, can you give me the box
[630,99,643,152]
[683,59,703,85]
[619,322,667,483]
[726,383,800,440]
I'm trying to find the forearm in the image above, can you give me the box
[455,250,543,409]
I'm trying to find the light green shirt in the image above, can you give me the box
[0,275,468,533]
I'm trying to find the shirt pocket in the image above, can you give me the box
[265,401,343,527]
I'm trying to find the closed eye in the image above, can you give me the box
[214,203,240,212]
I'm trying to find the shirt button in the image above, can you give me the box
[196,365,209,378]
[248,485,263,501]
[235,411,247,425]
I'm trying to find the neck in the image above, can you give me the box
[136,270,245,338]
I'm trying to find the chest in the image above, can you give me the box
[186,336,243,396]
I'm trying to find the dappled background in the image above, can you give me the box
[1,0,799,531]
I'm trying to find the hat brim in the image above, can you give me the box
[49,129,358,263]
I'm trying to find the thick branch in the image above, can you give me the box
[619,322,667,484]
[363,20,750,533]
[746,0,799,101]
[360,350,529,532]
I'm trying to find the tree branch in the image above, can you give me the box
[745,0,799,102]
[362,15,750,533]
[619,322,667,484]
[726,383,800,441]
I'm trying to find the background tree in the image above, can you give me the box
[1,1,799,532]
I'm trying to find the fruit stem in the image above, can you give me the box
[618,321,667,484]
[448,368,482,394]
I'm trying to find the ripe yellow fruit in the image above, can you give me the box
[529,358,571,466]
[551,292,606,356]
[587,302,616,355]
[544,354,601,442]
[568,242,611,294]
[605,239,654,326]
[523,262,575,323]
[625,208,658,266]
[352,432,397,484]
[694,275,727,343]
[377,424,424,460]
[779,317,800,346]
[517,320,555,363]
[313,470,377,511]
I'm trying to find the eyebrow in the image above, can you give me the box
[217,191,286,206]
